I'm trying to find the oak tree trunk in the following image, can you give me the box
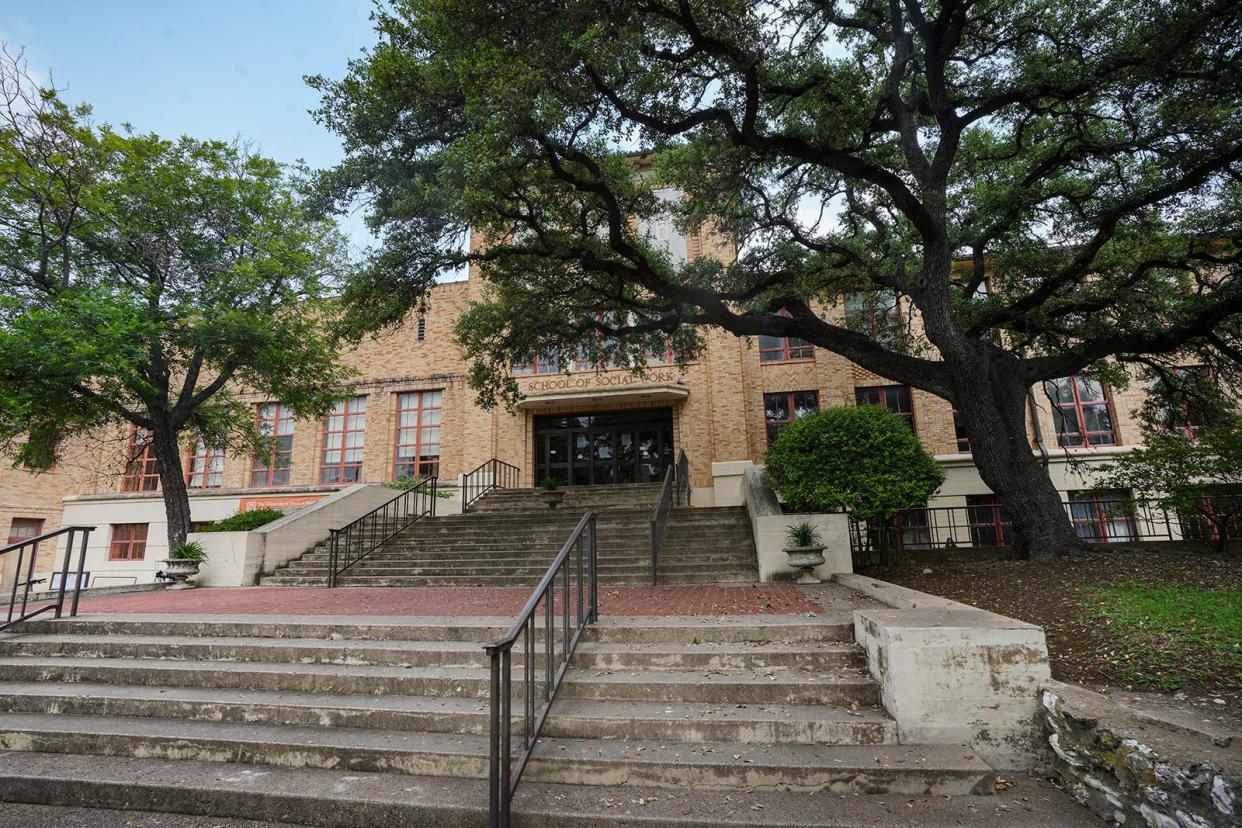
[149,420,192,553]
[950,360,1089,561]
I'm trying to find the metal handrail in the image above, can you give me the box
[462,458,520,513]
[649,465,674,585]
[327,476,437,587]
[484,510,598,828]
[3,526,94,632]
[674,448,691,507]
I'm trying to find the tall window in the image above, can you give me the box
[394,390,442,480]
[844,290,901,343]
[109,523,149,561]
[121,428,160,493]
[1068,490,1135,543]
[854,385,916,433]
[251,403,295,487]
[965,495,1010,546]
[764,391,819,445]
[186,439,224,489]
[952,409,971,452]
[1046,376,1117,447]
[320,396,367,484]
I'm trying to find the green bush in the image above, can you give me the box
[199,508,285,533]
[764,405,944,519]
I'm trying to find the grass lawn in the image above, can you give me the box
[866,550,1241,709]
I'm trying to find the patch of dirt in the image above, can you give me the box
[866,550,1241,716]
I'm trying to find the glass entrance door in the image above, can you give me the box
[535,409,674,486]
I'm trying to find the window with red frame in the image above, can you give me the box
[1067,490,1136,542]
[952,409,971,452]
[1045,376,1117,447]
[1154,366,1214,439]
[251,403,295,487]
[763,391,819,445]
[394,390,442,480]
[854,385,916,433]
[645,338,676,366]
[512,352,562,375]
[185,438,224,489]
[7,517,43,547]
[844,290,901,342]
[320,396,367,484]
[965,495,1010,546]
[109,523,148,560]
[758,313,813,362]
[120,428,160,492]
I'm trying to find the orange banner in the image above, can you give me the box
[238,495,325,513]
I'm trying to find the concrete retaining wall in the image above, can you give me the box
[741,467,851,581]
[1041,680,1239,827]
[839,573,1051,770]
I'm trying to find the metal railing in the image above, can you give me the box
[327,476,437,587]
[648,450,690,585]
[649,465,675,585]
[484,511,598,828]
[3,526,94,632]
[849,495,1242,567]
[463,458,520,513]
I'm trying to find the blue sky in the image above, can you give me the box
[2,0,379,246]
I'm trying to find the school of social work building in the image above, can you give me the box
[1,210,1175,590]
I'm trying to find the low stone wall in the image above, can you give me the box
[838,572,1051,770]
[741,467,851,580]
[1041,680,1239,827]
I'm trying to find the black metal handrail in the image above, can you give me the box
[649,465,674,585]
[327,477,437,587]
[674,448,691,507]
[463,458,520,512]
[3,526,94,632]
[484,510,598,828]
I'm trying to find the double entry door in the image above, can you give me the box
[534,409,674,486]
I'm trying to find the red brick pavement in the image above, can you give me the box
[73,584,819,617]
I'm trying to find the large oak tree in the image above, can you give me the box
[312,0,1242,558]
[0,52,352,550]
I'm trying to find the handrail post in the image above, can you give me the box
[54,530,73,619]
[69,528,89,618]
[487,645,501,828]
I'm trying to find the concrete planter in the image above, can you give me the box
[539,491,565,509]
[160,559,201,589]
[783,545,826,583]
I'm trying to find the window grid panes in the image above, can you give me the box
[109,523,149,561]
[394,390,443,480]
[121,428,160,493]
[763,391,819,446]
[844,291,901,342]
[320,396,367,484]
[186,439,224,489]
[965,495,1010,546]
[251,403,296,487]
[512,354,561,375]
[1068,490,1135,543]
[854,385,916,433]
[1046,376,1117,447]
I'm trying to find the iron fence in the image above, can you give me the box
[327,476,437,586]
[463,458,520,512]
[484,511,598,828]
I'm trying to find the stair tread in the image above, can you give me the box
[547,698,893,725]
[565,669,874,686]
[0,655,494,680]
[0,633,486,653]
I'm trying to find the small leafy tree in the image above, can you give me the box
[0,52,352,550]
[764,406,944,521]
[1093,420,1242,555]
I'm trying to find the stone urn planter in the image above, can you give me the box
[539,489,565,509]
[160,558,201,589]
[783,522,825,584]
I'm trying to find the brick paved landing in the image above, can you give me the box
[72,584,819,617]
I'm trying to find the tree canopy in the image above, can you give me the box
[0,52,352,548]
[313,0,1242,558]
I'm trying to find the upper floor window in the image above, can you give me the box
[758,312,813,362]
[320,396,367,484]
[844,290,901,343]
[121,428,160,493]
[251,402,296,487]
[512,353,561,375]
[1045,376,1117,447]
[952,409,971,452]
[186,439,224,489]
[394,390,442,480]
[109,523,149,561]
[7,518,44,548]
[764,390,819,446]
[1152,366,1214,439]
[855,385,916,433]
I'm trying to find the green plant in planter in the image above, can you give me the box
[539,478,561,491]
[169,541,208,562]
[785,522,823,549]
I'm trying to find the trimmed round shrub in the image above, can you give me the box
[764,405,944,519]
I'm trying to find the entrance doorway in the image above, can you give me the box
[534,409,674,486]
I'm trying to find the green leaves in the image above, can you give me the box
[763,405,944,519]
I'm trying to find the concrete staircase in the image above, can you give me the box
[0,613,993,826]
[261,483,758,587]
